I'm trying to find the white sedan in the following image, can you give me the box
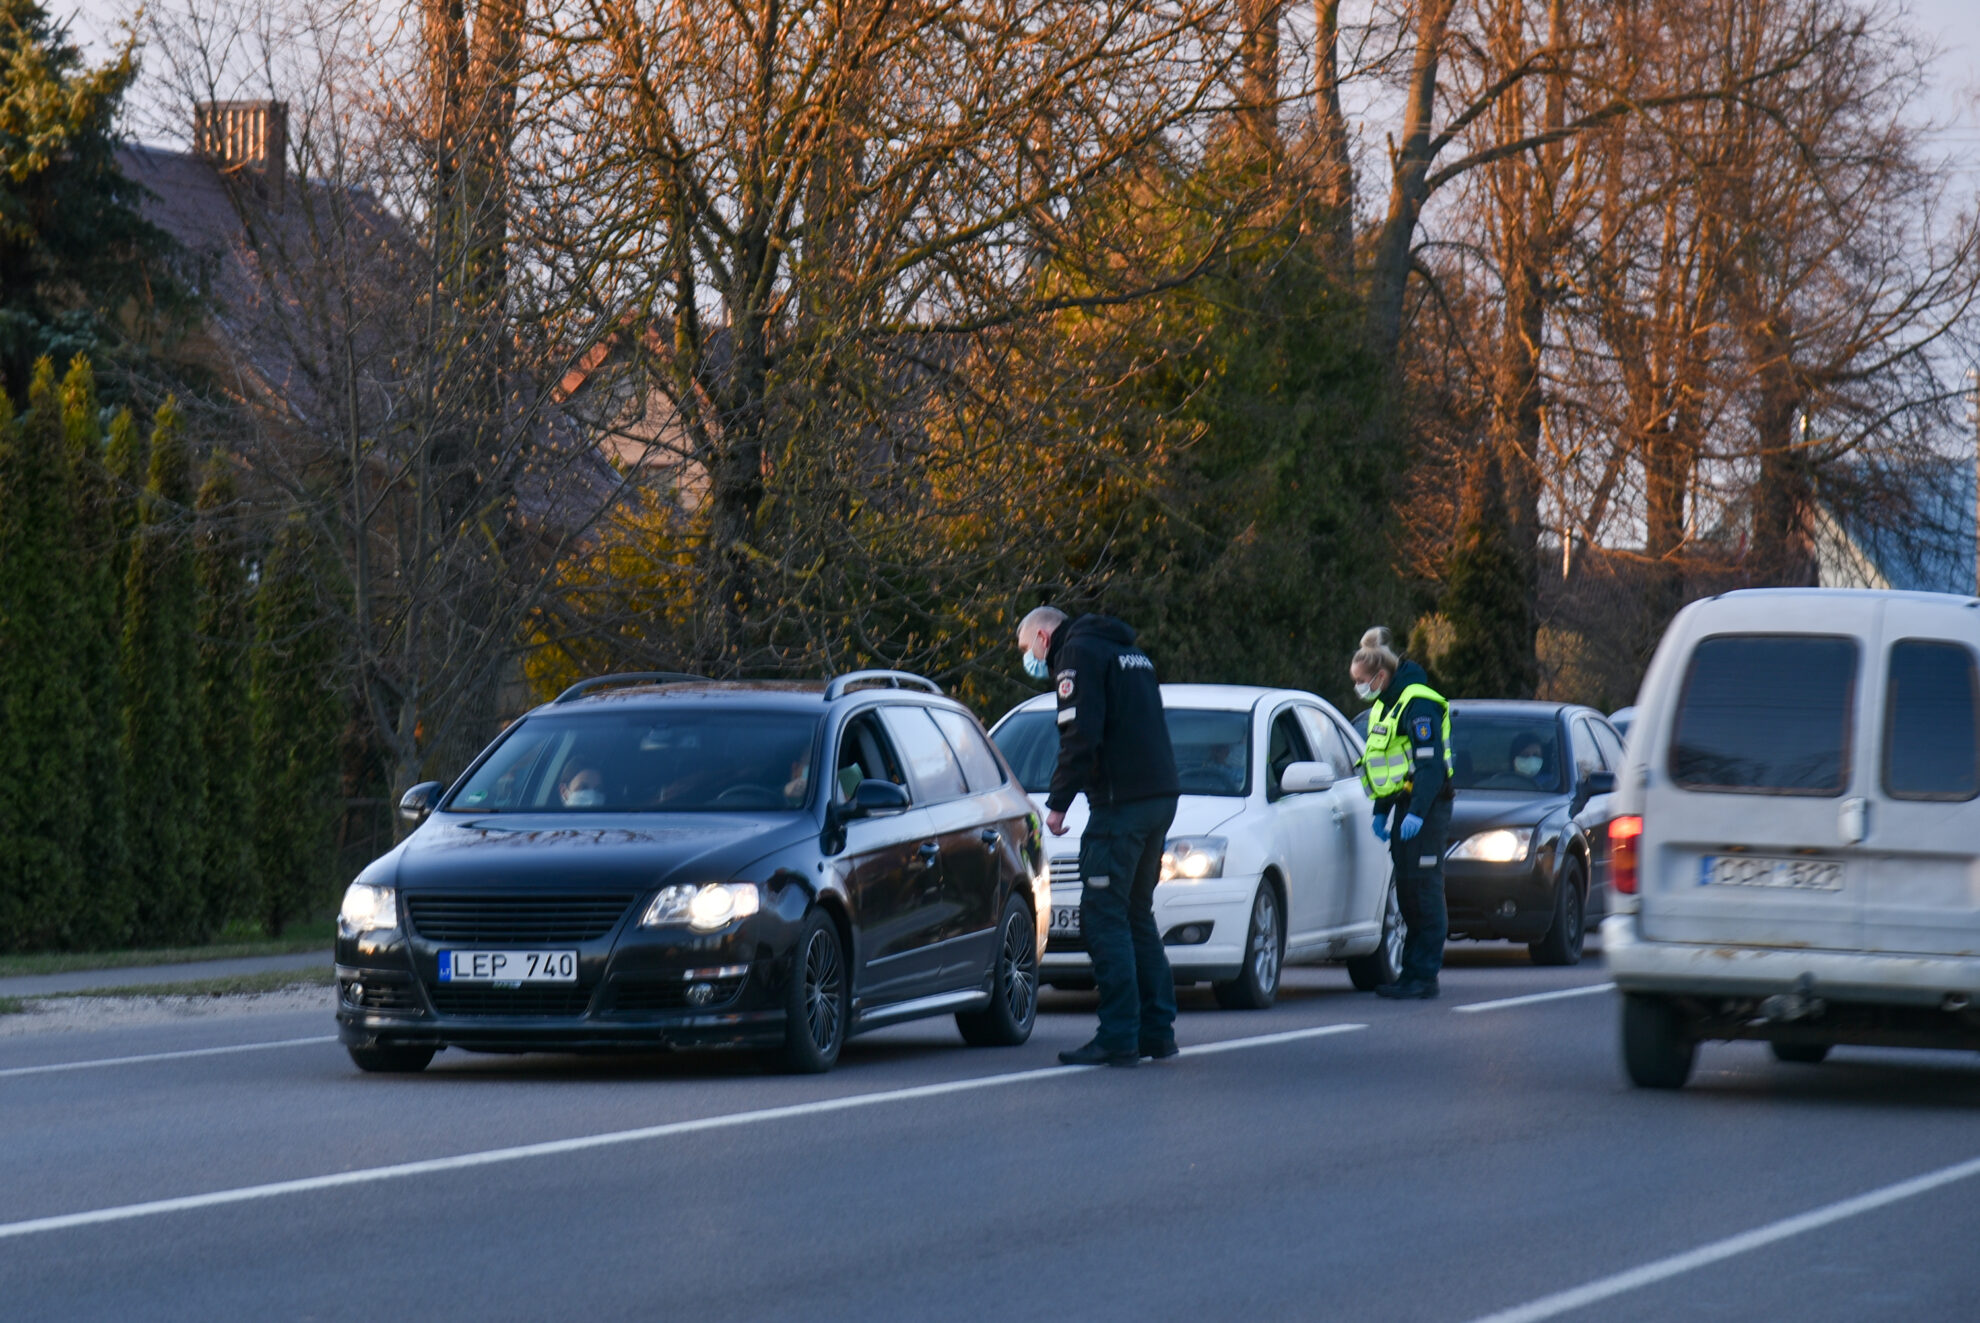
[989,684,1403,1008]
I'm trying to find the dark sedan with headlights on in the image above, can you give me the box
[335,671,1048,1074]
[1442,700,1622,966]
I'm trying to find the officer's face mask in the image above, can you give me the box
[1514,755,1542,778]
[1354,680,1379,703]
[564,788,605,808]
[1022,651,1049,680]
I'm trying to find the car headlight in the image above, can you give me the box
[1448,828,1534,864]
[1160,837,1227,882]
[641,883,761,932]
[338,882,398,938]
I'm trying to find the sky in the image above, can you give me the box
[51,0,1980,171]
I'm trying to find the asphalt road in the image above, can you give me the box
[3,946,1978,1322]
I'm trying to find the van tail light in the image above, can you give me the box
[1611,815,1643,895]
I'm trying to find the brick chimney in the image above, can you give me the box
[193,101,288,206]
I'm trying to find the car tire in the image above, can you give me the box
[1770,1041,1832,1064]
[1621,993,1695,1089]
[957,895,1039,1047]
[1346,874,1406,992]
[778,909,848,1074]
[1214,882,1283,1010]
[1529,857,1587,967]
[347,1044,435,1074]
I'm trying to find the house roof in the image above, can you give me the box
[1821,457,1976,595]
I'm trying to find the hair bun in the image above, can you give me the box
[1360,626,1394,651]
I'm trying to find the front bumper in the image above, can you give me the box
[1603,915,1980,1008]
[1041,875,1256,982]
[334,912,791,1052]
[1444,855,1558,941]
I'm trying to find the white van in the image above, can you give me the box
[1605,588,1980,1088]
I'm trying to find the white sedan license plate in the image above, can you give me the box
[438,950,578,983]
[1701,855,1843,892]
[1050,905,1081,936]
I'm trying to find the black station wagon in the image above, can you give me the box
[335,672,1048,1073]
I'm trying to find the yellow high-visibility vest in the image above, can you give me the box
[1360,682,1452,799]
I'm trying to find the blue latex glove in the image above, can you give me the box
[1371,812,1390,842]
[1399,812,1424,841]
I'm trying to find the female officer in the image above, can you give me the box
[1351,628,1455,999]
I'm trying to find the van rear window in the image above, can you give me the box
[1670,635,1857,795]
[1883,640,1980,801]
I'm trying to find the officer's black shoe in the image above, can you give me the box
[1139,1039,1180,1061]
[1374,979,1440,1000]
[1059,1040,1139,1067]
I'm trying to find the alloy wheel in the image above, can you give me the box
[1251,888,1281,993]
[803,928,844,1052]
[1381,882,1405,976]
[1000,911,1039,1026]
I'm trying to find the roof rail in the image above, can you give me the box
[553,672,709,704]
[824,670,943,701]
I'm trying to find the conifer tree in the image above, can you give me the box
[0,360,88,948]
[252,518,345,934]
[61,358,133,945]
[1438,460,1537,700]
[104,408,147,615]
[194,456,256,933]
[120,399,206,942]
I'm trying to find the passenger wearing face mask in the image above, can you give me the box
[1350,627,1454,999]
[559,767,606,809]
[1016,604,1180,1067]
[1510,734,1549,788]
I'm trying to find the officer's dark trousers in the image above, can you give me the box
[1387,796,1453,986]
[1079,795,1180,1053]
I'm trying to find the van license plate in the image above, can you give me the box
[1050,906,1081,936]
[438,950,578,983]
[1701,856,1843,892]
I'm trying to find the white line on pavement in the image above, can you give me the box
[0,1021,1366,1241]
[0,1036,339,1080]
[1453,983,1615,1014]
[1464,1152,1980,1323]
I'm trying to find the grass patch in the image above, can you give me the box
[0,919,335,979]
[49,968,338,1000]
[0,996,22,1016]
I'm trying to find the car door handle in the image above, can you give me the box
[916,842,941,868]
[980,828,1001,850]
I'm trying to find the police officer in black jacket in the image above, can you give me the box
[1017,606,1181,1067]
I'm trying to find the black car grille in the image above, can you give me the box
[428,985,596,1017]
[404,893,635,943]
[341,979,420,1013]
[1046,931,1088,954]
[611,976,747,1013]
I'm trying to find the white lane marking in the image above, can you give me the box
[1465,1153,1980,1323]
[0,1022,1366,1241]
[0,1036,338,1080]
[1453,983,1615,1014]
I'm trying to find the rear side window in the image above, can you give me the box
[1670,635,1857,796]
[1883,640,1980,801]
[878,706,970,803]
[929,707,1008,793]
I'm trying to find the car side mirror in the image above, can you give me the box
[1278,760,1336,794]
[845,778,911,819]
[1582,770,1616,797]
[399,781,444,824]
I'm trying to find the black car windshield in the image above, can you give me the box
[448,710,820,812]
[992,707,1252,797]
[1450,713,1565,794]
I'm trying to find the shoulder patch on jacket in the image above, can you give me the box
[1412,715,1434,742]
[1058,676,1074,699]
